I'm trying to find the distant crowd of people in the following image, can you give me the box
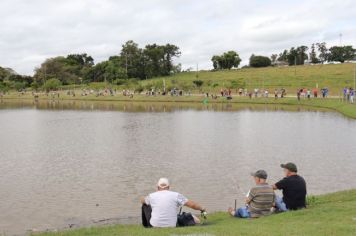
[343,87,355,104]
[5,85,356,105]
[296,88,328,100]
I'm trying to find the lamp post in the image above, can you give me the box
[353,65,355,91]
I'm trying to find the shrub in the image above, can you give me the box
[43,78,62,92]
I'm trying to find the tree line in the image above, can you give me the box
[271,43,355,66]
[1,40,355,92]
[0,41,182,91]
[33,40,181,85]
[212,43,355,69]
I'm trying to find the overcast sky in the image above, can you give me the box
[0,0,355,75]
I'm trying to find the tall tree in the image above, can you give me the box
[120,40,142,79]
[316,42,328,64]
[309,44,319,64]
[287,46,308,66]
[162,44,181,75]
[271,54,278,64]
[277,50,288,62]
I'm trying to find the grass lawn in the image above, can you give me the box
[140,63,356,95]
[36,190,356,236]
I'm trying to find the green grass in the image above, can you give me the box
[36,190,356,236]
[139,63,356,95]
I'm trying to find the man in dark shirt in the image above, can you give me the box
[272,163,307,211]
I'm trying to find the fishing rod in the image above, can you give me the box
[230,176,249,211]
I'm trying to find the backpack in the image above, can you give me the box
[141,204,152,228]
[177,208,196,227]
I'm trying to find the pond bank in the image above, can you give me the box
[34,189,356,236]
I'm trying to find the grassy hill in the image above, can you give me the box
[139,63,356,95]
[36,190,356,236]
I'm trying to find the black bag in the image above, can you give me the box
[177,208,196,227]
[141,204,152,228]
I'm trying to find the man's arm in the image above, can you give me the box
[184,200,205,211]
[141,195,150,205]
[245,188,254,205]
[273,178,286,190]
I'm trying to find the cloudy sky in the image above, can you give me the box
[0,0,355,75]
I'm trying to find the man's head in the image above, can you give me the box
[280,162,298,177]
[251,170,268,184]
[157,177,170,191]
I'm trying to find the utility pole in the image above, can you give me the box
[294,56,297,76]
[354,65,356,89]
[196,63,199,78]
[125,53,128,76]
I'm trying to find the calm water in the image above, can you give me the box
[1,100,356,235]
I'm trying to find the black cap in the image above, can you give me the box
[281,163,298,172]
[251,170,268,179]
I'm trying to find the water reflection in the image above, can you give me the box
[0,99,332,114]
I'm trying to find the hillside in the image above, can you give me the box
[139,63,356,95]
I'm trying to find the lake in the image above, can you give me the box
[1,100,356,235]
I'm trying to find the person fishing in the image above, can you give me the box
[228,170,275,218]
[273,162,307,212]
[140,178,207,228]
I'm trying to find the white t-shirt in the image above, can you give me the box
[145,190,188,227]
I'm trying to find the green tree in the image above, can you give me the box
[162,44,181,75]
[211,51,241,70]
[287,46,308,66]
[277,50,288,62]
[43,78,62,91]
[120,40,144,79]
[328,46,355,63]
[211,55,222,70]
[271,54,278,64]
[34,56,90,85]
[316,42,328,64]
[309,44,319,64]
[249,55,271,67]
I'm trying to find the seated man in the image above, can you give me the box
[228,170,275,218]
[140,178,206,227]
[273,162,307,212]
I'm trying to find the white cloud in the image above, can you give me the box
[0,0,355,75]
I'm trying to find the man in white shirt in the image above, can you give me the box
[141,178,206,227]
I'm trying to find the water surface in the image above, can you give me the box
[0,100,355,235]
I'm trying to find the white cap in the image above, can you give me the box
[157,178,170,188]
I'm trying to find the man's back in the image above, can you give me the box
[145,190,187,227]
[248,183,275,217]
[275,175,306,210]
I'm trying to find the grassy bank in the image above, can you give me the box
[36,190,356,236]
[142,63,356,95]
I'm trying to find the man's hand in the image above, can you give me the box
[200,209,208,219]
[272,184,278,190]
[140,197,146,205]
